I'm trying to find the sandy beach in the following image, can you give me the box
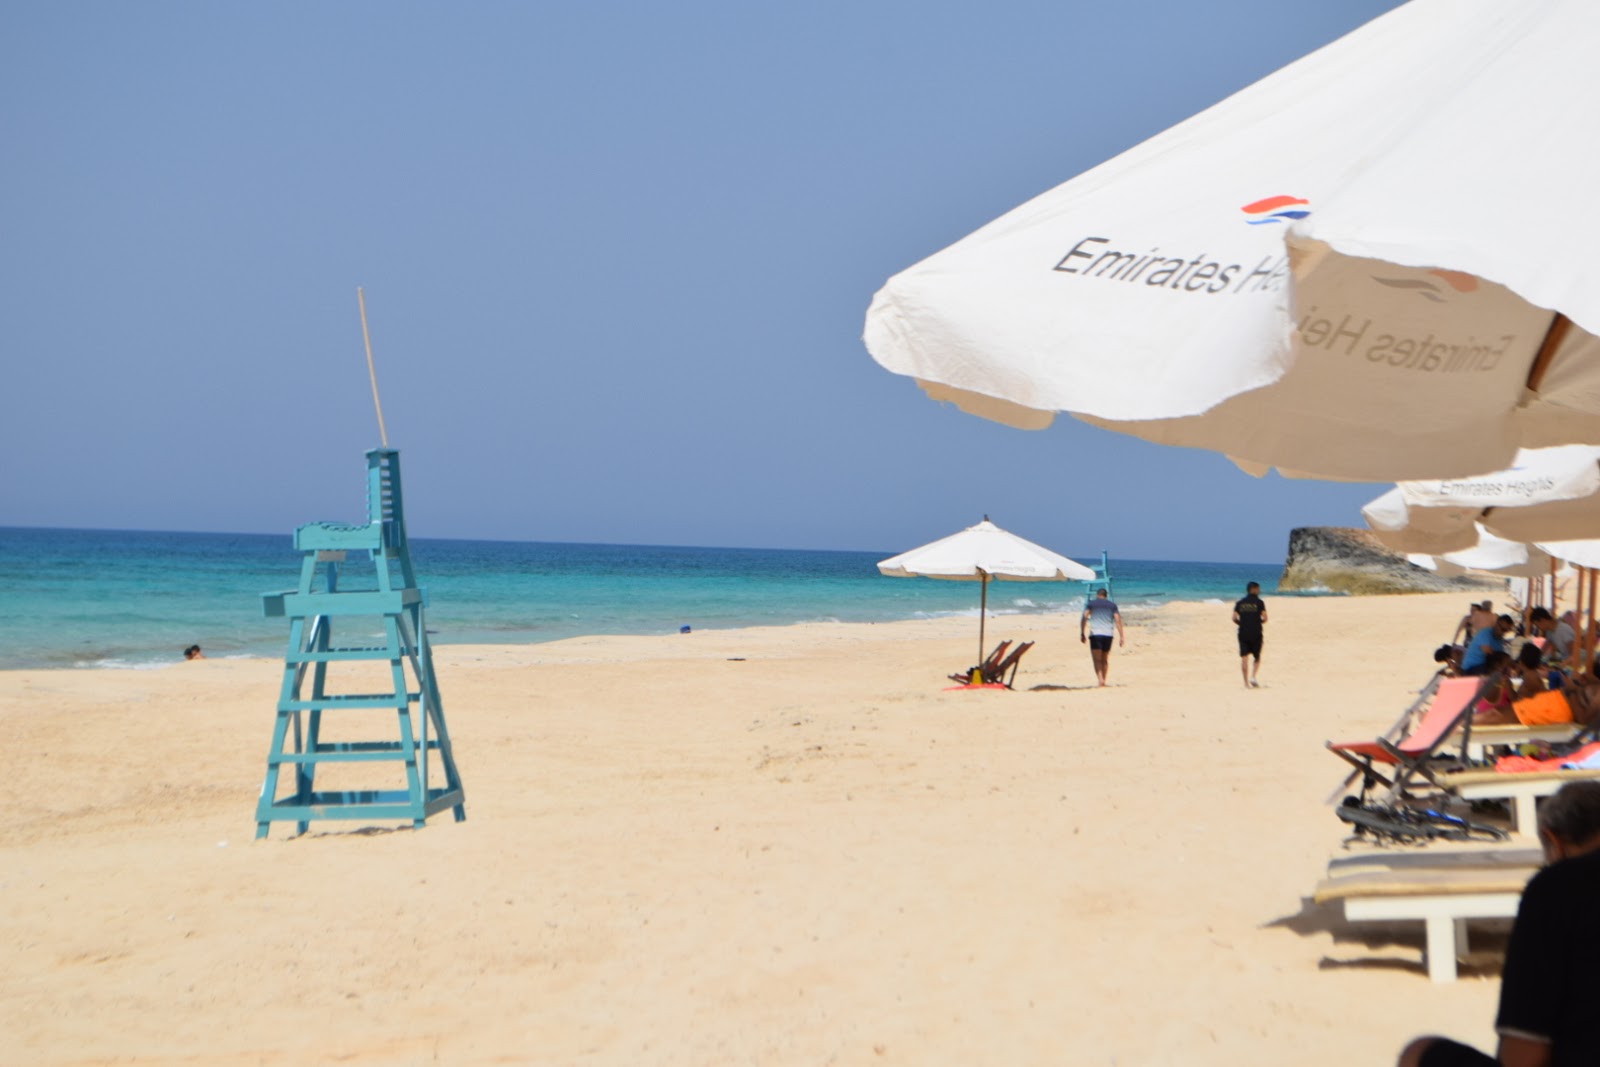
[1,591,1509,1066]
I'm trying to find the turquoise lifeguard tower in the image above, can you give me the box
[1084,550,1114,599]
[255,448,466,838]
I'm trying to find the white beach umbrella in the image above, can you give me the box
[1426,525,1554,580]
[1537,540,1600,570]
[1364,446,1600,554]
[1364,487,1480,557]
[877,518,1095,666]
[864,0,1600,482]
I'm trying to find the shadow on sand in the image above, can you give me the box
[1267,896,1510,980]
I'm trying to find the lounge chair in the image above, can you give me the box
[990,640,1034,688]
[1465,720,1586,761]
[1326,675,1485,803]
[1434,764,1600,835]
[950,640,1011,686]
[1313,846,1540,982]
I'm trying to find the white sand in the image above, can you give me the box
[0,592,1508,1065]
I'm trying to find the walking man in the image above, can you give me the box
[1233,581,1267,689]
[1080,587,1124,687]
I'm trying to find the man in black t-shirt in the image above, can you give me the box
[1396,781,1600,1067]
[1232,582,1267,689]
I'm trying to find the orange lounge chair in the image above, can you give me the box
[1327,675,1485,802]
[989,640,1034,688]
[950,640,1011,686]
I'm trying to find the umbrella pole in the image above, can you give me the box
[979,571,988,666]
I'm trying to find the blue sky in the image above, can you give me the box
[1,1,1408,563]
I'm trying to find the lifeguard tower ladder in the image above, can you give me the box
[256,448,466,838]
[1084,550,1114,600]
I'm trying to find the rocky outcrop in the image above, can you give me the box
[1279,526,1502,595]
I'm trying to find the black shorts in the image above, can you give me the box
[1238,633,1263,658]
[1089,635,1113,652]
[1417,1038,1496,1067]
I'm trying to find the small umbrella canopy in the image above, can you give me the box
[1537,540,1600,570]
[878,518,1094,667]
[1365,487,1480,556]
[864,0,1600,482]
[1430,525,1554,580]
[1364,446,1600,552]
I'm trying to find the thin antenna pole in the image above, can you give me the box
[357,287,390,448]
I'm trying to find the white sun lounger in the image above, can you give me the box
[1437,767,1600,834]
[1313,848,1540,982]
[1463,722,1584,761]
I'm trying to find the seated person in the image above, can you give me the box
[1528,607,1576,665]
[1433,644,1463,677]
[1472,652,1518,726]
[1396,780,1600,1067]
[1461,614,1516,676]
[1513,641,1549,697]
[1556,610,1580,662]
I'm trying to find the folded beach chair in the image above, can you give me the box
[990,640,1034,689]
[1326,675,1486,803]
[950,640,1011,686]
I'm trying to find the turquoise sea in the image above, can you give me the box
[0,527,1286,670]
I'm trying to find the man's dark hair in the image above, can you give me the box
[1539,781,1600,847]
[1530,607,1555,623]
[1097,587,1108,597]
[1246,582,1260,593]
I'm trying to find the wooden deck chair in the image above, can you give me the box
[950,640,1011,686]
[1323,676,1444,804]
[991,640,1034,688]
[1327,675,1486,803]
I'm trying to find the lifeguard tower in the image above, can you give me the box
[1084,550,1114,599]
[255,448,466,838]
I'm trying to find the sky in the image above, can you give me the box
[1,0,1411,563]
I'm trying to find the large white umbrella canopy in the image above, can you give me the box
[878,518,1095,666]
[1538,539,1600,570]
[1364,446,1600,554]
[1365,487,1480,557]
[864,0,1600,482]
[1419,524,1554,580]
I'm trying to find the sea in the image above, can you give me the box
[0,527,1290,670]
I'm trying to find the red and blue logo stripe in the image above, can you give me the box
[1241,195,1310,225]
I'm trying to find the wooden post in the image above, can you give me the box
[1570,566,1583,674]
[977,570,989,668]
[1580,566,1593,675]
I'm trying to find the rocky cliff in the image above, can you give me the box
[1278,526,1502,596]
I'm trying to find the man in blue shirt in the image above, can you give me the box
[1461,614,1516,675]
[1079,588,1124,687]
